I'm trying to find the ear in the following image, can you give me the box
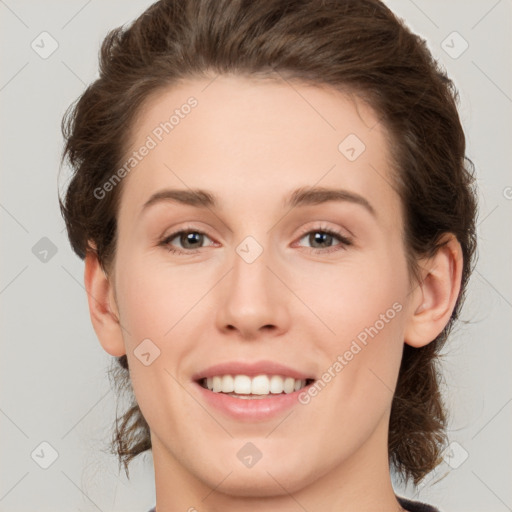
[84,245,126,357]
[404,233,463,348]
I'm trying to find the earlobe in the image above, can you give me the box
[84,246,126,357]
[404,234,463,348]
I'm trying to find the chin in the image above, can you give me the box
[194,455,316,498]
[205,469,302,498]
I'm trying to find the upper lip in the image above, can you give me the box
[191,360,316,381]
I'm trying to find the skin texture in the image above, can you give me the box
[84,75,463,512]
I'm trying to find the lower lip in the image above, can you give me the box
[193,381,313,422]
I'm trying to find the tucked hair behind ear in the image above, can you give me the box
[60,0,477,485]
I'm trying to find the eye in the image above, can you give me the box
[159,229,215,254]
[295,226,352,254]
[158,225,352,255]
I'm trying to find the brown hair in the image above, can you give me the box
[60,0,477,485]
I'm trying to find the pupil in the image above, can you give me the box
[183,232,201,248]
[312,232,332,248]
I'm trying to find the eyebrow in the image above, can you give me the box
[141,186,375,216]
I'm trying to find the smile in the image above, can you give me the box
[194,377,316,421]
[199,374,314,398]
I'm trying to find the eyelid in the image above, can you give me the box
[293,223,353,252]
[295,222,351,240]
[159,226,216,251]
[159,222,353,254]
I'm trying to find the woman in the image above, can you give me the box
[60,0,477,510]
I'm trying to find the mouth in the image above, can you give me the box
[191,360,317,420]
[196,375,316,399]
[193,374,316,421]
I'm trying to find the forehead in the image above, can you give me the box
[118,74,400,225]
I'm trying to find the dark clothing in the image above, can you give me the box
[398,495,441,511]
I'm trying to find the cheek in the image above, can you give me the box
[115,255,206,344]
[298,251,408,341]
[306,249,408,398]
[114,257,197,427]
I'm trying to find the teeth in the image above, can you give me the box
[284,377,295,393]
[202,374,310,395]
[221,375,234,393]
[251,375,270,395]
[233,375,252,394]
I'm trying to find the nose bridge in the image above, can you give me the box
[215,233,290,337]
[230,235,275,309]
[233,237,270,291]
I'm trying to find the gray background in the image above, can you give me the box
[1,1,511,511]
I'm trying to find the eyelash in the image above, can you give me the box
[159,224,352,255]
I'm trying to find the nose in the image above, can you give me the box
[215,243,291,340]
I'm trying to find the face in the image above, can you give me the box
[107,75,415,496]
